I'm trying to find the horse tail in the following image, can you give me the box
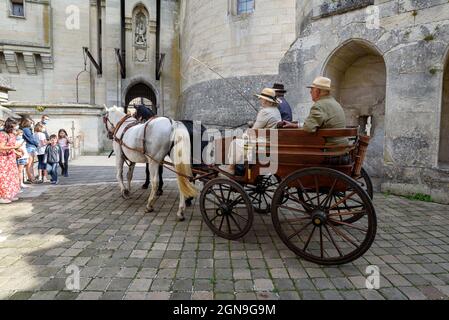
[171,122,198,199]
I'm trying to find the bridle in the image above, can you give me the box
[103,114,116,140]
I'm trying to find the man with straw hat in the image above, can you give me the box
[220,87,282,175]
[281,76,347,145]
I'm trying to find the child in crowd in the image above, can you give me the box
[44,135,64,185]
[33,124,48,183]
[58,129,71,177]
[15,129,29,190]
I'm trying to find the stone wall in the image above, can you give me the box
[280,0,449,203]
[178,0,296,123]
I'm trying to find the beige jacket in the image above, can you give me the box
[252,107,282,129]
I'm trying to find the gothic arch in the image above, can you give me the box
[122,77,159,113]
[323,39,387,178]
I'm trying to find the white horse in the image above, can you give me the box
[103,106,197,221]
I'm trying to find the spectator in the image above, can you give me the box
[20,117,39,184]
[44,134,63,185]
[36,114,50,140]
[15,129,29,190]
[58,129,71,177]
[34,123,48,183]
[0,118,21,204]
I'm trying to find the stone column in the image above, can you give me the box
[104,0,121,107]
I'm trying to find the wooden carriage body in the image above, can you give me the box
[213,127,370,188]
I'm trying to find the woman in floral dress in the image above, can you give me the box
[0,118,22,204]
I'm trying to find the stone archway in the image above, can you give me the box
[439,51,449,167]
[324,40,386,178]
[124,82,157,114]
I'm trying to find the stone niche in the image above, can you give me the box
[324,40,386,178]
[133,5,150,63]
[439,56,449,167]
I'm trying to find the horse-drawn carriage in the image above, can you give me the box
[196,127,376,266]
[104,107,376,266]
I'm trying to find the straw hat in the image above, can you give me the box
[254,88,281,104]
[307,76,332,91]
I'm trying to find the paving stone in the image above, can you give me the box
[147,291,171,300]
[128,278,152,292]
[76,291,103,300]
[254,279,274,291]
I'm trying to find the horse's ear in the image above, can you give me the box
[103,104,109,112]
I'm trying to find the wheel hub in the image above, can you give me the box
[311,210,327,226]
[218,203,232,216]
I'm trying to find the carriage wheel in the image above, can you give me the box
[245,175,280,214]
[297,167,373,224]
[271,168,376,265]
[200,178,254,240]
[354,168,374,199]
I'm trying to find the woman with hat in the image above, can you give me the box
[220,88,282,175]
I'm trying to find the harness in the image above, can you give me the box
[104,114,210,181]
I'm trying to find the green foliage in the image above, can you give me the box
[411,10,418,17]
[404,193,433,202]
[423,34,435,41]
[429,68,438,75]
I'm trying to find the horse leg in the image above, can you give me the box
[177,192,186,222]
[145,161,160,213]
[142,163,150,189]
[116,151,128,199]
[156,164,164,196]
[126,162,136,197]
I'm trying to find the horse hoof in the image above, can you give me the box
[178,216,186,222]
[142,184,149,190]
[156,190,163,196]
[185,200,192,207]
[145,207,154,213]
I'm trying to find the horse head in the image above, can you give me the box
[103,105,125,140]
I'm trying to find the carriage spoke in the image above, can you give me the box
[320,178,337,209]
[328,223,360,248]
[328,210,366,218]
[303,226,316,252]
[285,190,311,209]
[328,219,368,232]
[225,215,232,234]
[324,224,343,257]
[329,191,357,210]
[281,216,310,224]
[231,210,249,222]
[229,213,243,232]
[319,227,324,258]
[287,222,313,241]
[204,196,221,207]
[278,205,309,214]
[218,215,225,231]
[296,179,314,204]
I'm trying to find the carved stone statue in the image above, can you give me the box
[135,12,147,46]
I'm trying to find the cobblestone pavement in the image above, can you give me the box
[0,157,449,300]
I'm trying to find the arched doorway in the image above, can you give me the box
[439,52,449,167]
[124,82,157,113]
[324,40,386,178]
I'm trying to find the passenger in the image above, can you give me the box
[272,83,293,122]
[281,76,348,146]
[220,88,282,175]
